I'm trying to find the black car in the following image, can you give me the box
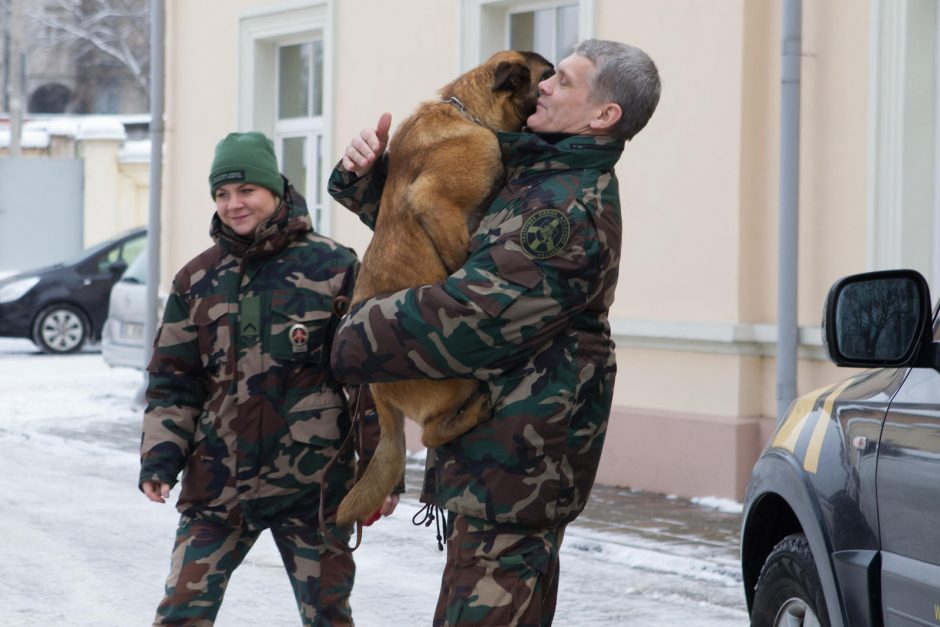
[741,269,940,627]
[0,227,146,354]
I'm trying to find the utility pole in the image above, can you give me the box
[137,0,164,404]
[8,0,23,156]
[2,1,9,112]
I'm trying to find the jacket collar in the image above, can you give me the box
[496,131,625,178]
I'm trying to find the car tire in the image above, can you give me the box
[751,533,829,627]
[32,303,89,354]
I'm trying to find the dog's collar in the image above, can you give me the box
[442,96,493,131]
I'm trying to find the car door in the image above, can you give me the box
[877,316,940,625]
[74,235,145,331]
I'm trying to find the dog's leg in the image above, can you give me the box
[407,159,499,273]
[336,388,406,527]
[421,392,492,448]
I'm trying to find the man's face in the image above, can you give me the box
[526,53,601,134]
[214,182,278,237]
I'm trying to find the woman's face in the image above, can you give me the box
[214,183,278,237]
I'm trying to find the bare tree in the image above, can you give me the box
[23,0,150,112]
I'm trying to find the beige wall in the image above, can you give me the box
[163,1,264,287]
[80,135,149,247]
[331,0,461,257]
[160,0,880,500]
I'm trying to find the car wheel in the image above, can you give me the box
[32,304,89,354]
[751,533,829,627]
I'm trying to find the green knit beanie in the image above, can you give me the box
[209,132,283,198]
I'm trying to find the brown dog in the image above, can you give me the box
[336,50,554,527]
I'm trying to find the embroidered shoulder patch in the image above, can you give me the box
[520,209,571,259]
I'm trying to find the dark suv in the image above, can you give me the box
[0,227,146,354]
[741,269,940,626]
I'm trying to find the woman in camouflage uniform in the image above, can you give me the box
[329,40,660,626]
[140,132,394,626]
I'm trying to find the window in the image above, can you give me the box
[459,0,592,70]
[509,3,579,63]
[93,80,121,114]
[275,39,325,232]
[238,4,332,234]
[868,2,940,292]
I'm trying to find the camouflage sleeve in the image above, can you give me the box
[326,155,389,230]
[329,201,603,383]
[139,282,207,489]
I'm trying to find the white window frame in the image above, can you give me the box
[237,1,335,235]
[505,1,581,63]
[867,0,940,292]
[459,0,594,70]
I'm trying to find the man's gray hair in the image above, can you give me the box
[575,39,661,141]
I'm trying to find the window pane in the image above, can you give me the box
[279,43,311,119]
[121,236,146,265]
[531,9,553,60]
[556,5,579,59]
[312,40,323,116]
[510,12,534,51]
[510,6,578,64]
[282,136,307,197]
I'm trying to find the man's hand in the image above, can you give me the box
[341,112,392,177]
[380,493,399,517]
[363,494,401,526]
[142,480,171,504]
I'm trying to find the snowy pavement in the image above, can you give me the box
[0,338,749,625]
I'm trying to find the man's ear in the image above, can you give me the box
[589,103,622,132]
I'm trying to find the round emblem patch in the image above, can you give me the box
[520,209,571,259]
[289,323,308,351]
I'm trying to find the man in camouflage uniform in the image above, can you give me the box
[328,40,661,625]
[140,132,395,626]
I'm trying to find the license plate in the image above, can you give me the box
[121,322,143,339]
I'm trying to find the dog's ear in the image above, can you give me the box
[492,61,531,92]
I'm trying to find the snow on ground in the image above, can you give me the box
[0,339,748,626]
[691,496,744,514]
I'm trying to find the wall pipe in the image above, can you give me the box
[777,0,802,423]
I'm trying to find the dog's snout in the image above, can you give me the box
[540,67,555,82]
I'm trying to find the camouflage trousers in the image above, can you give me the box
[153,516,355,626]
[433,513,565,627]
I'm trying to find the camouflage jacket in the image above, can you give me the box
[140,181,378,530]
[327,132,624,528]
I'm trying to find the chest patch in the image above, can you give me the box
[289,323,309,351]
[520,209,571,260]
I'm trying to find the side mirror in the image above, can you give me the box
[109,259,129,277]
[822,270,932,368]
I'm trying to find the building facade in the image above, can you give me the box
[158,0,940,501]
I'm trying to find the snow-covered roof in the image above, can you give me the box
[0,129,51,149]
[76,116,127,141]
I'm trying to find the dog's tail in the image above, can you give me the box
[336,392,406,528]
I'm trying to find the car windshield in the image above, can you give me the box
[120,247,148,283]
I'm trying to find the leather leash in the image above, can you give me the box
[318,383,366,552]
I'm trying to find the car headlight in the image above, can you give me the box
[0,277,40,304]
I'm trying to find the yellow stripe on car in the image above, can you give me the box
[772,384,831,453]
[803,378,856,473]
[771,378,859,473]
